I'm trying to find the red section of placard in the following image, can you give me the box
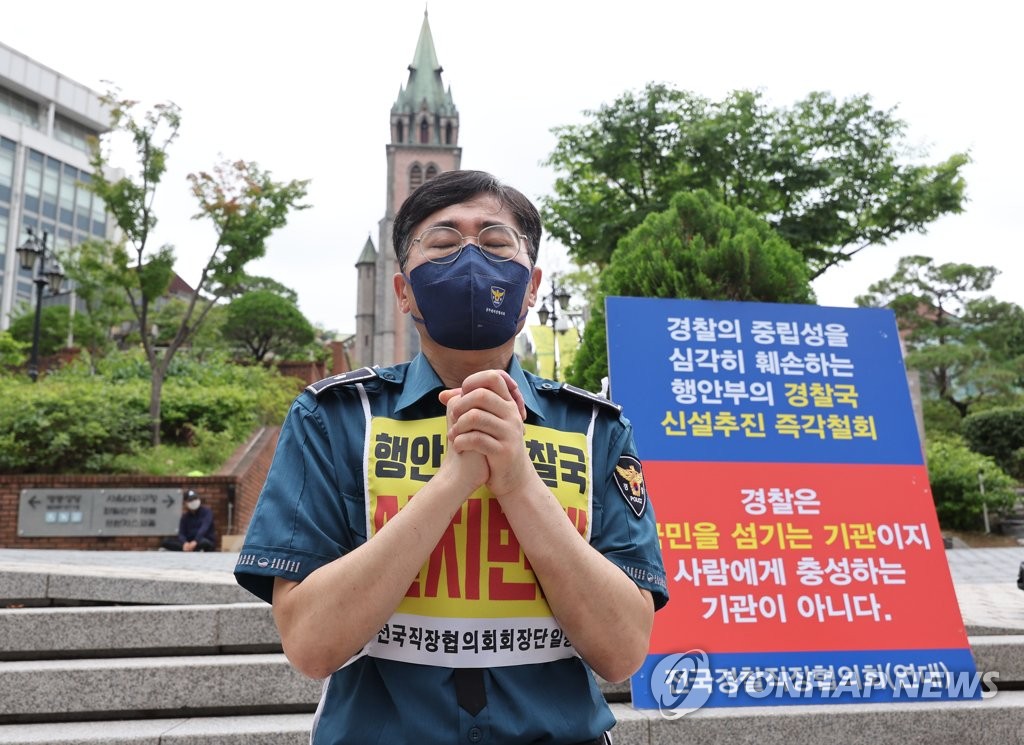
[646,460,967,655]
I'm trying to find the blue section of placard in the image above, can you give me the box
[606,297,923,465]
[630,647,983,709]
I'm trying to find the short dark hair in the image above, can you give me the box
[392,170,542,270]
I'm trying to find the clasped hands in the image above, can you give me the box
[438,370,533,499]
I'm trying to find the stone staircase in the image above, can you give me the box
[1,551,1024,744]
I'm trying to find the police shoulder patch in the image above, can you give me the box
[560,383,623,414]
[613,455,647,518]
[306,367,379,396]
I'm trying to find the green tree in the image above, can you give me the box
[567,190,814,391]
[543,85,968,279]
[61,237,133,359]
[926,435,1018,530]
[225,274,299,303]
[857,256,1024,419]
[8,304,70,357]
[8,304,102,358]
[222,289,315,362]
[86,90,310,445]
[0,331,27,370]
[961,407,1024,481]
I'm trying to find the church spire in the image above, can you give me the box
[391,9,458,145]
[410,9,441,78]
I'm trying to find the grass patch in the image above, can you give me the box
[108,428,242,476]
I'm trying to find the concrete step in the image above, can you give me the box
[6,600,1021,674]
[0,713,314,744]
[0,563,250,606]
[0,603,278,660]
[3,695,1024,745]
[0,654,322,725]
[968,634,1024,685]
[2,642,1018,725]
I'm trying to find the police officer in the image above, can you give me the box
[235,170,667,744]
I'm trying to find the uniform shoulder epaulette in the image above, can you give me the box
[559,382,623,414]
[306,367,379,396]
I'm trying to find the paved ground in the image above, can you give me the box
[945,546,1024,633]
[3,545,1023,631]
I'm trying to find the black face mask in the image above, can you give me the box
[406,246,531,350]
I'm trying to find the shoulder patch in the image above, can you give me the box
[306,367,378,396]
[613,455,648,518]
[560,383,623,414]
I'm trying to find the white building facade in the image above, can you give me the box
[0,40,112,330]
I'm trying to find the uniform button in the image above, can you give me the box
[541,382,553,389]
[467,726,483,742]
[382,372,395,380]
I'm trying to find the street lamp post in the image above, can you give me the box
[16,227,65,382]
[536,278,572,381]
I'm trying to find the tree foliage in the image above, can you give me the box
[543,85,969,279]
[0,331,27,370]
[0,350,298,474]
[961,407,1024,481]
[857,256,1024,419]
[8,304,71,356]
[222,289,315,362]
[60,237,133,358]
[925,435,1018,531]
[8,304,105,357]
[567,190,814,391]
[85,89,310,445]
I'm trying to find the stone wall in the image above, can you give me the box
[0,426,280,550]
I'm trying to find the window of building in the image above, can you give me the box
[22,151,43,214]
[42,158,60,220]
[445,122,453,145]
[0,87,40,130]
[409,163,423,191]
[0,138,14,204]
[53,115,96,154]
[419,119,429,144]
[0,206,8,264]
[91,188,107,237]
[425,164,438,181]
[59,163,77,226]
[396,121,404,143]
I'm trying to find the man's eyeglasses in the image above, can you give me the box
[411,225,527,264]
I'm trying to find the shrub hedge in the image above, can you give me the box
[0,350,298,474]
[926,435,1019,530]
[961,406,1024,481]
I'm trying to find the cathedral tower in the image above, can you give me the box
[353,10,461,367]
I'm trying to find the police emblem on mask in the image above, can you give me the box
[613,455,648,517]
[490,286,506,308]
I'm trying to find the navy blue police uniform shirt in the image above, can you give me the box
[234,353,668,745]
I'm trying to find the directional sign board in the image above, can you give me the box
[605,297,978,710]
[18,488,183,537]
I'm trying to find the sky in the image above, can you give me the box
[5,0,1021,333]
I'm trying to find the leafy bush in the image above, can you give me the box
[926,435,1018,530]
[0,331,27,370]
[922,398,963,439]
[0,377,150,473]
[961,406,1024,481]
[0,350,298,474]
